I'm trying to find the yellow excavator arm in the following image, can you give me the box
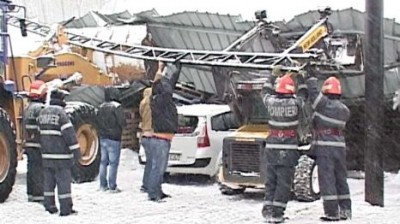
[298,25,329,52]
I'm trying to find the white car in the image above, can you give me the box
[138,104,239,177]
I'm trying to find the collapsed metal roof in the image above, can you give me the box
[144,8,400,97]
[61,9,158,28]
[61,8,400,97]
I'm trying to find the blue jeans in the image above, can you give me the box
[147,137,171,199]
[99,138,121,190]
[141,137,152,191]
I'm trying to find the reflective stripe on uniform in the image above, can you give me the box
[268,120,299,127]
[263,94,269,105]
[263,201,273,206]
[28,195,44,201]
[272,201,287,208]
[322,195,338,200]
[40,130,62,136]
[25,125,38,130]
[44,192,55,197]
[69,144,80,151]
[58,193,72,199]
[61,122,73,131]
[265,144,299,150]
[337,194,351,200]
[42,154,73,159]
[312,141,346,147]
[312,93,323,109]
[298,84,307,90]
[314,112,346,127]
[25,143,41,148]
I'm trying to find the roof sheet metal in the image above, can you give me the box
[63,9,158,28]
[145,11,258,93]
[64,12,100,29]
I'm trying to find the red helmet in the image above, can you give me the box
[275,74,295,94]
[29,80,48,99]
[322,77,341,95]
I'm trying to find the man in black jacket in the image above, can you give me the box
[97,86,126,193]
[37,90,81,216]
[147,61,181,202]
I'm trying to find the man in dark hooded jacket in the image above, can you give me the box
[37,90,80,216]
[97,86,126,193]
[147,61,181,202]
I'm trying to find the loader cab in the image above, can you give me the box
[233,79,269,126]
[218,72,319,201]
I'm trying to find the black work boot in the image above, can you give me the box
[320,216,340,222]
[262,205,273,220]
[339,209,352,220]
[269,206,285,223]
[45,206,58,215]
[60,209,78,217]
[161,192,171,199]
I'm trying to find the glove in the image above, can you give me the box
[304,63,318,78]
[272,65,283,77]
[174,60,182,68]
[298,70,309,78]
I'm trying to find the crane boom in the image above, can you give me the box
[6,14,320,72]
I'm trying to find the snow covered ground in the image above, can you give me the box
[1,149,399,224]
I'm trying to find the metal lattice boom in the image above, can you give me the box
[7,15,320,72]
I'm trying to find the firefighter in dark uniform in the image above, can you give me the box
[23,80,47,203]
[304,74,352,221]
[261,71,307,223]
[37,90,81,216]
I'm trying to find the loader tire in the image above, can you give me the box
[0,108,17,203]
[66,86,105,108]
[292,155,320,202]
[65,102,101,183]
